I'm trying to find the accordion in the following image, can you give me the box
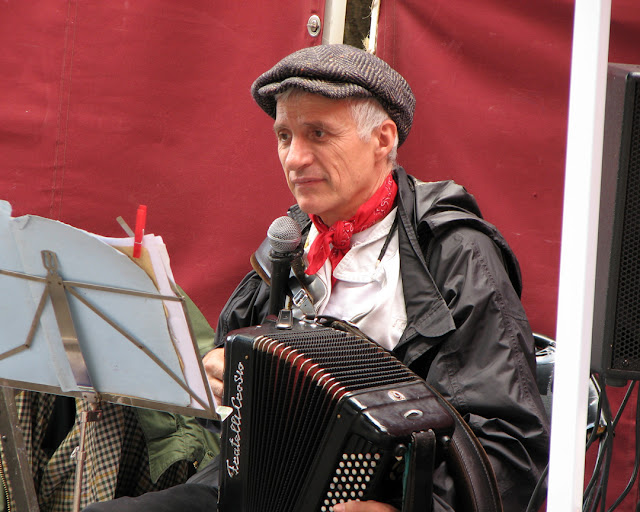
[217,318,457,512]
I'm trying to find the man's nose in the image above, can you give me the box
[285,136,313,169]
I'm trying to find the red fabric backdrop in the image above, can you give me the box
[2,0,640,508]
[0,0,324,322]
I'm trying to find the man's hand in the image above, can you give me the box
[203,346,225,405]
[333,501,399,512]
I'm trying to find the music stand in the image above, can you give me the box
[0,201,222,511]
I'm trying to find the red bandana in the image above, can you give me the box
[305,173,398,282]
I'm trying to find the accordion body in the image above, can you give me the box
[217,319,456,512]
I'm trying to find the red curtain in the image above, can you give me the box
[376,1,640,509]
[0,0,323,321]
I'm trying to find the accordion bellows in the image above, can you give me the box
[218,319,455,512]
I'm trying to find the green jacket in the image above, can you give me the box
[136,288,220,483]
[0,288,219,510]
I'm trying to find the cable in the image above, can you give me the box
[597,378,615,512]
[525,463,549,512]
[609,380,636,429]
[606,384,640,511]
[582,376,639,512]
[584,375,615,512]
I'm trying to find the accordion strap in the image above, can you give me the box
[402,430,436,512]
[435,391,503,512]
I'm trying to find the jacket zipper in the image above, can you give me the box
[0,454,12,512]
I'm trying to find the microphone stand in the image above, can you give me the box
[268,248,300,316]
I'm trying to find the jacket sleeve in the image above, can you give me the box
[424,226,549,511]
[214,270,271,347]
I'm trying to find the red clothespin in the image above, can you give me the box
[133,205,147,258]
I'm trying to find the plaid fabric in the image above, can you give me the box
[3,392,189,511]
[0,392,56,510]
[251,44,416,146]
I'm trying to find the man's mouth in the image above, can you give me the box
[290,175,324,186]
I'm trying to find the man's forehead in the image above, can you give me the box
[274,92,352,125]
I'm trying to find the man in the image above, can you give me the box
[86,44,549,511]
[206,43,549,511]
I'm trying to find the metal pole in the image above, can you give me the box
[547,0,611,510]
[72,397,101,512]
[0,387,40,511]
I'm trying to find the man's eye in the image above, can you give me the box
[277,132,290,142]
[313,129,325,138]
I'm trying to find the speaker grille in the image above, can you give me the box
[612,84,640,372]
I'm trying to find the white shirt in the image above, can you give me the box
[306,208,407,351]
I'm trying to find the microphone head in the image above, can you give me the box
[267,216,302,253]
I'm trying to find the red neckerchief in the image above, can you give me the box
[305,173,397,284]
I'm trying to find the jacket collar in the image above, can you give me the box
[393,167,456,346]
[286,167,458,347]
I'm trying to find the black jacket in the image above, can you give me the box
[215,167,550,511]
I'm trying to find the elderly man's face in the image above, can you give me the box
[274,92,390,226]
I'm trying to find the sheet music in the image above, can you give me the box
[91,232,212,411]
[0,200,216,416]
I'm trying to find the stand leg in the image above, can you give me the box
[0,387,40,511]
[72,398,102,512]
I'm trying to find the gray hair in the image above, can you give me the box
[348,97,399,165]
[275,88,399,165]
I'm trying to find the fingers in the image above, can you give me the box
[203,346,225,405]
[333,501,399,512]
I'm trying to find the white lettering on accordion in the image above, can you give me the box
[226,361,244,478]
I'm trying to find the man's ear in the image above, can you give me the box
[374,119,398,162]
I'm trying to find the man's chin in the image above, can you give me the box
[296,202,328,223]
[294,198,321,215]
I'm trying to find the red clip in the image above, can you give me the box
[133,205,147,258]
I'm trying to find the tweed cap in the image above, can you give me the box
[251,44,416,146]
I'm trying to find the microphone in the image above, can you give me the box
[267,216,302,316]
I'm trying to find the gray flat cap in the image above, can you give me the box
[251,44,415,146]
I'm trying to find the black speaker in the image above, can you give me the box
[591,63,640,383]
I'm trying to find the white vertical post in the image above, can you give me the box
[547,0,611,511]
[322,0,347,44]
[367,0,381,54]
